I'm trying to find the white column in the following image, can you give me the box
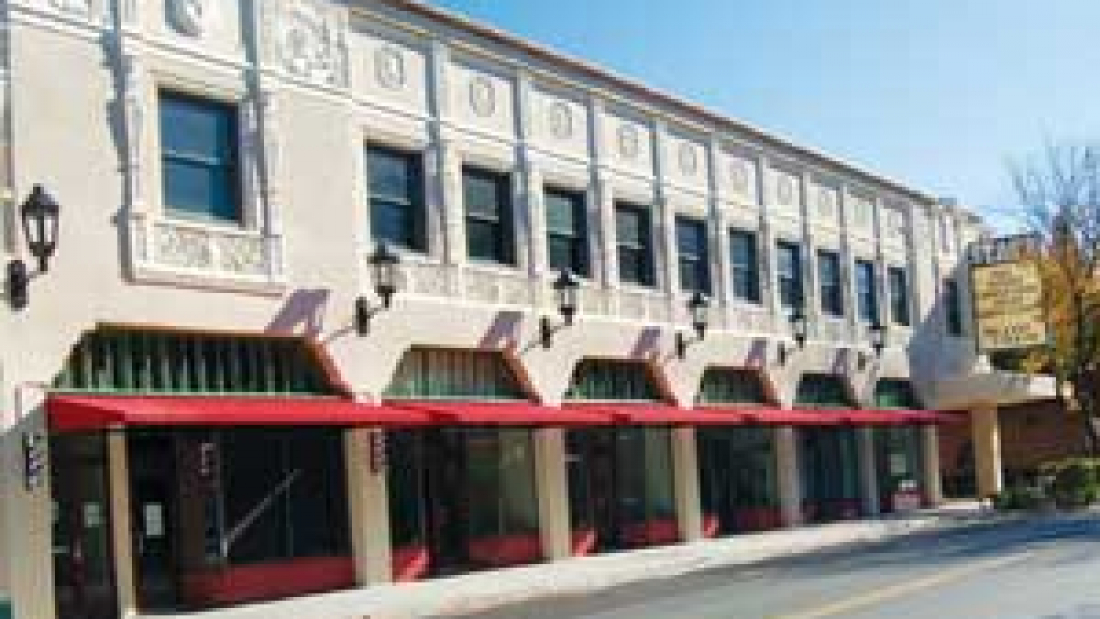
[108,433,138,618]
[671,427,703,541]
[857,427,880,516]
[0,430,10,615]
[971,406,1003,499]
[922,425,944,506]
[534,428,571,559]
[775,427,803,527]
[345,428,393,585]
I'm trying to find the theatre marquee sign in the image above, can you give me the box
[969,234,1047,352]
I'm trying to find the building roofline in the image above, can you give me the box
[375,0,965,212]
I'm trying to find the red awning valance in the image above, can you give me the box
[391,400,613,426]
[563,403,747,426]
[47,394,433,433]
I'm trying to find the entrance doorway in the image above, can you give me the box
[128,434,178,610]
[387,428,541,579]
[697,428,781,536]
[566,428,677,554]
[51,433,118,619]
[800,427,864,523]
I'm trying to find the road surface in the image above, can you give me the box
[461,514,1100,619]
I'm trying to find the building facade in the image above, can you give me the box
[0,0,995,617]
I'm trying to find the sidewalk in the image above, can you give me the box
[151,502,1009,619]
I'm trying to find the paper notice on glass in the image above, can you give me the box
[144,503,165,538]
[83,502,103,529]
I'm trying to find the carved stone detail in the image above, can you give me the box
[547,101,572,139]
[167,0,215,37]
[678,143,699,176]
[469,75,496,117]
[277,0,347,87]
[215,235,267,276]
[154,224,214,270]
[730,160,751,194]
[776,174,795,206]
[49,0,92,17]
[374,45,406,90]
[818,187,836,219]
[617,123,640,160]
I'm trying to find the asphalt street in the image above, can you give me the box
[460,514,1100,619]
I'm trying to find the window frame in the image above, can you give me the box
[776,240,804,310]
[729,228,761,304]
[888,266,911,327]
[615,201,656,288]
[158,90,242,225]
[544,186,590,277]
[854,258,879,323]
[462,165,516,266]
[366,143,428,253]
[675,215,711,293]
[817,249,844,318]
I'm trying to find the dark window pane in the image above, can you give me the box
[463,168,514,264]
[616,203,653,287]
[676,217,710,293]
[545,189,588,276]
[367,146,425,251]
[855,260,878,323]
[818,250,844,317]
[730,230,760,303]
[159,93,239,223]
[889,267,910,326]
[777,241,803,309]
[945,279,964,335]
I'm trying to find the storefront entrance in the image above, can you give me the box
[388,428,542,580]
[697,428,781,536]
[876,426,926,513]
[51,433,118,619]
[800,427,864,523]
[566,427,677,554]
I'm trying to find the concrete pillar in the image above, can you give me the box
[107,433,138,617]
[345,428,393,585]
[971,405,1003,498]
[922,425,944,506]
[856,428,880,516]
[533,428,571,559]
[0,430,11,618]
[775,427,803,527]
[671,427,703,541]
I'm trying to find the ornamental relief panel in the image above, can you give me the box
[47,0,93,18]
[275,0,348,88]
[374,45,406,90]
[167,0,217,37]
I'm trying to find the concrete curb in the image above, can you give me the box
[158,508,1044,619]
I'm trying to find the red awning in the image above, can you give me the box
[47,394,433,433]
[391,400,613,426]
[562,403,747,426]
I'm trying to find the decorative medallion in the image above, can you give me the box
[776,175,795,205]
[547,101,573,139]
[730,160,751,193]
[278,0,345,87]
[818,187,836,218]
[469,76,496,117]
[678,143,699,176]
[167,0,214,37]
[617,123,640,160]
[375,45,406,90]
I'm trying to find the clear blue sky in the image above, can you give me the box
[429,0,1100,228]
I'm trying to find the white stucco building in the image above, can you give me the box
[0,1,1037,617]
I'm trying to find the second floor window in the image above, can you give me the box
[545,188,589,277]
[676,216,710,293]
[615,202,654,287]
[855,259,878,323]
[463,167,515,265]
[729,229,760,303]
[159,92,240,223]
[818,250,844,317]
[776,241,803,310]
[945,279,964,336]
[888,266,911,326]
[367,145,426,252]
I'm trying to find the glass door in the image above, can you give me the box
[51,433,118,619]
[128,434,178,610]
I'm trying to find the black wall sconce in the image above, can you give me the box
[858,321,888,370]
[355,242,401,336]
[675,291,710,359]
[6,185,61,311]
[778,304,808,364]
[541,269,580,348]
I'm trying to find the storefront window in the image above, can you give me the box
[800,427,863,522]
[876,426,925,512]
[467,429,540,538]
[387,431,426,550]
[616,428,676,539]
[699,428,779,534]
